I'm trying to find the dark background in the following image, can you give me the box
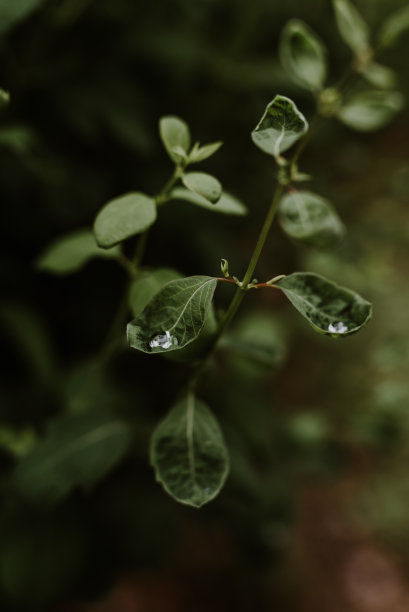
[1,0,409,610]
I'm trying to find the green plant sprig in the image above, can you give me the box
[30,0,407,509]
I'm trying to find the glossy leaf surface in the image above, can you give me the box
[170,187,247,216]
[333,0,369,52]
[277,272,372,336]
[280,20,327,91]
[338,90,404,131]
[150,394,229,507]
[159,115,191,164]
[182,171,222,204]
[127,275,218,353]
[13,413,133,503]
[279,190,345,248]
[251,95,308,158]
[94,192,156,248]
[36,229,120,274]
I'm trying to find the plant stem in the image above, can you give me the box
[188,181,286,391]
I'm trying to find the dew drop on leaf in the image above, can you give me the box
[328,321,348,334]
[149,331,178,350]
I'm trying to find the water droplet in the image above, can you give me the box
[149,330,178,350]
[328,321,348,334]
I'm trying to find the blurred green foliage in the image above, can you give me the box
[1,0,409,609]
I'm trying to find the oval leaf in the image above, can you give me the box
[338,90,404,132]
[182,171,222,204]
[280,20,327,91]
[188,141,223,164]
[279,190,345,248]
[127,275,218,354]
[363,62,396,89]
[251,95,308,159]
[129,267,181,317]
[36,229,120,274]
[170,187,247,216]
[333,0,370,52]
[150,394,229,507]
[159,115,191,164]
[13,413,133,503]
[277,272,372,336]
[378,5,409,49]
[94,192,156,248]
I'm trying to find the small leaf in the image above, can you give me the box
[280,20,327,91]
[94,192,156,248]
[279,190,345,248]
[363,62,396,89]
[150,394,229,507]
[182,171,222,204]
[251,95,308,159]
[378,5,409,49]
[333,0,370,52]
[129,267,181,317]
[170,187,247,216]
[338,90,404,132]
[277,272,372,336]
[13,413,133,503]
[36,229,120,274]
[159,115,191,164]
[127,275,218,354]
[188,141,223,164]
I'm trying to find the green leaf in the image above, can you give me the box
[378,5,409,49]
[150,394,229,507]
[170,187,247,216]
[127,275,218,354]
[338,90,404,132]
[159,115,191,164]
[363,62,396,89]
[182,171,222,204]
[164,305,217,364]
[277,272,372,336]
[251,95,308,159]
[36,229,120,274]
[13,413,133,503]
[333,0,370,52]
[188,141,223,164]
[280,20,327,91]
[278,190,345,248]
[93,192,156,248]
[0,88,10,107]
[129,267,181,317]
[0,0,46,34]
